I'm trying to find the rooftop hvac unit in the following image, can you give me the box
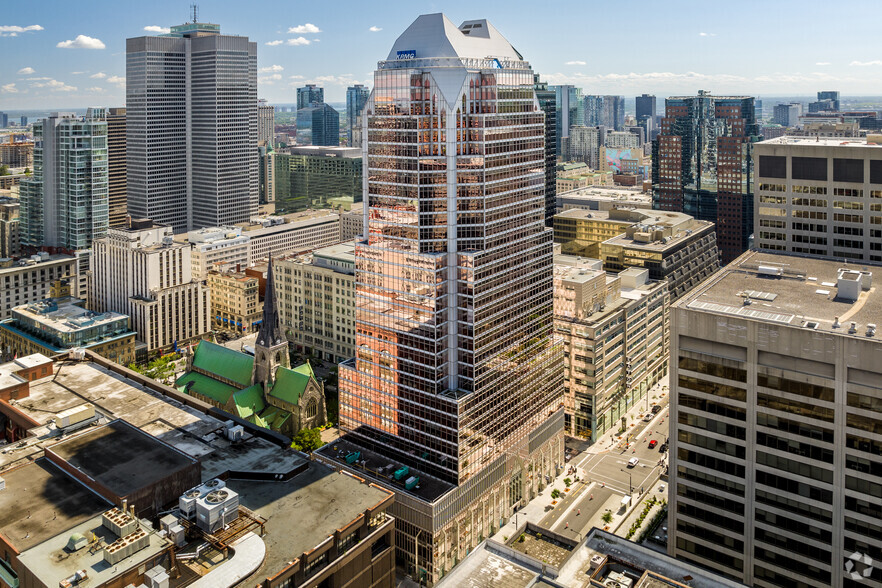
[604,570,634,588]
[144,566,170,588]
[178,488,201,518]
[226,425,244,442]
[195,487,239,533]
[201,478,226,490]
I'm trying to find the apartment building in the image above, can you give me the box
[276,243,356,363]
[0,197,19,259]
[754,136,882,262]
[0,254,76,320]
[669,250,882,587]
[207,270,262,335]
[554,257,669,440]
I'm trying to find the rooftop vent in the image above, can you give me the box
[757,265,783,277]
[868,323,877,337]
[803,321,820,330]
[837,269,863,302]
[849,321,858,334]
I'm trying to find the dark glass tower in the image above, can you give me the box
[535,74,557,225]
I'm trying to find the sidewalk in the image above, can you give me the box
[492,468,586,542]
[614,479,667,537]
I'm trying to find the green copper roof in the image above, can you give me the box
[268,362,314,406]
[233,384,266,419]
[176,371,238,405]
[192,340,254,387]
[249,413,269,429]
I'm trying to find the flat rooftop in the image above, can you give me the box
[758,135,882,148]
[235,462,392,581]
[12,297,128,333]
[603,218,714,252]
[0,459,109,552]
[0,358,305,478]
[676,250,882,337]
[48,420,197,496]
[17,512,167,588]
[437,544,538,588]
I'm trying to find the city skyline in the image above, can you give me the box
[3,0,882,109]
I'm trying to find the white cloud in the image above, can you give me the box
[287,37,311,46]
[0,24,43,37]
[87,86,106,93]
[259,64,284,73]
[107,75,125,87]
[30,78,77,92]
[259,74,283,84]
[850,60,882,66]
[265,40,283,46]
[290,75,304,79]
[90,72,106,79]
[57,35,106,49]
[565,60,586,66]
[143,25,171,34]
[17,67,35,75]
[288,23,321,34]
[294,74,368,88]
[369,26,382,32]
[1,83,18,93]
[815,62,831,66]
[71,71,86,75]
[698,32,716,37]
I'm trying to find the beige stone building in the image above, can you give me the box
[240,210,342,265]
[207,270,262,335]
[185,226,250,280]
[0,197,19,259]
[0,254,76,320]
[276,243,356,363]
[554,256,669,439]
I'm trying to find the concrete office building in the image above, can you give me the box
[241,209,342,264]
[274,146,362,212]
[605,130,640,149]
[106,107,127,227]
[317,14,564,583]
[297,84,324,109]
[0,197,20,259]
[569,125,605,169]
[556,185,652,214]
[652,91,761,264]
[0,136,33,168]
[773,102,803,127]
[276,243,356,363]
[669,250,882,587]
[126,20,258,232]
[0,254,77,320]
[186,226,250,279]
[341,202,364,242]
[20,110,108,251]
[754,136,882,262]
[553,208,638,259]
[346,84,370,147]
[554,257,669,440]
[258,99,274,145]
[91,220,210,353]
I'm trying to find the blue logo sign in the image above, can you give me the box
[492,58,502,69]
[396,50,416,60]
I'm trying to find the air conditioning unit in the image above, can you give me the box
[195,487,239,533]
[178,488,201,519]
[226,425,244,442]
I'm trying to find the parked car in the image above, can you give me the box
[628,457,639,467]
[651,405,662,414]
[648,439,658,449]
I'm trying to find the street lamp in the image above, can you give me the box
[620,469,633,495]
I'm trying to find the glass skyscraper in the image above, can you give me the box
[295,103,340,146]
[322,14,564,582]
[346,84,370,146]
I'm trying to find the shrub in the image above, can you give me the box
[601,511,613,524]
[564,477,572,487]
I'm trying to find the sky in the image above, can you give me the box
[2,0,882,110]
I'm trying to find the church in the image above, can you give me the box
[175,258,326,437]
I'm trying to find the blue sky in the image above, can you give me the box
[2,0,881,109]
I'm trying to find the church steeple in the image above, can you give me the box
[252,256,289,388]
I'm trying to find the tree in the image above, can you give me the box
[0,165,9,176]
[23,167,31,175]
[291,427,323,452]
[601,511,613,524]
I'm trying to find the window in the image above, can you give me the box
[792,157,827,181]
[834,158,864,183]
[871,160,882,184]
[759,155,786,178]
[305,397,318,418]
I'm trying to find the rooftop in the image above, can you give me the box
[0,253,74,274]
[47,420,198,496]
[11,297,128,334]
[385,13,522,63]
[0,459,109,552]
[239,209,339,236]
[287,145,362,158]
[675,250,882,338]
[758,135,882,147]
[235,462,392,581]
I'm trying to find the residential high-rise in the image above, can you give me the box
[0,136,33,168]
[19,116,27,127]
[0,113,7,129]
[601,95,625,130]
[584,94,603,126]
[0,197,19,259]
[106,107,127,227]
[20,110,108,251]
[91,219,210,353]
[258,99,274,145]
[635,93,656,123]
[297,84,324,109]
[755,98,764,121]
[569,125,605,169]
[345,84,370,147]
[126,20,258,232]
[754,135,882,262]
[534,74,557,224]
[652,91,761,264]
[817,90,840,111]
[274,146,362,212]
[773,102,802,127]
[316,14,564,583]
[605,130,640,149]
[669,249,882,588]
[296,103,340,146]
[551,84,583,159]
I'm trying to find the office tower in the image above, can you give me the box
[345,84,370,146]
[91,219,210,352]
[106,107,127,227]
[652,91,761,264]
[636,93,656,123]
[20,110,108,251]
[274,146,362,212]
[584,94,603,126]
[258,144,275,205]
[551,84,583,159]
[554,256,669,440]
[258,99,274,145]
[296,103,340,146]
[754,136,882,262]
[318,14,564,583]
[297,84,324,109]
[126,20,258,233]
[773,102,802,127]
[809,99,837,113]
[0,197,20,259]
[534,74,557,225]
[19,117,27,127]
[755,98,763,121]
[186,226,250,279]
[0,113,7,129]
[669,249,882,588]
[569,125,605,169]
[602,95,626,130]
[817,90,840,111]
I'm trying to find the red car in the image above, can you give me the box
[648,439,658,449]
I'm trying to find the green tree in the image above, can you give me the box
[23,167,31,176]
[0,164,9,176]
[291,427,323,452]
[601,511,613,524]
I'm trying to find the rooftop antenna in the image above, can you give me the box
[191,3,198,23]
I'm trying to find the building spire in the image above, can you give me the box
[256,256,284,347]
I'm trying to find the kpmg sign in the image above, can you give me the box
[396,50,416,59]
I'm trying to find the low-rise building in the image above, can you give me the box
[208,270,262,335]
[557,185,652,213]
[186,226,250,280]
[0,297,135,364]
[276,243,356,363]
[554,257,669,439]
[240,210,342,265]
[341,201,364,242]
[0,254,76,320]
[553,208,638,259]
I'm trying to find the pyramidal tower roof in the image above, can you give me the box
[256,256,284,348]
[385,13,523,62]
